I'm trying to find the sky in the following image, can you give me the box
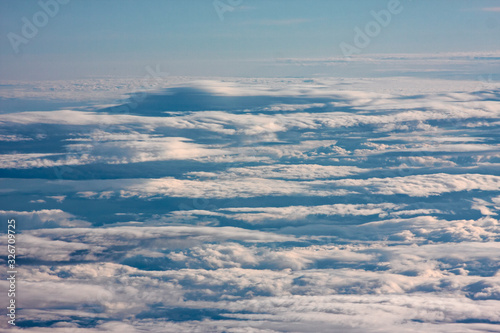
[1,0,500,79]
[1,1,500,332]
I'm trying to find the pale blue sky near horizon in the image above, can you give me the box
[1,0,499,80]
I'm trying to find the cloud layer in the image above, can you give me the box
[0,77,499,332]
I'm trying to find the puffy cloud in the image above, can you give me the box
[217,203,402,223]
[0,209,90,229]
[0,134,33,142]
[117,177,351,199]
[191,164,366,180]
[7,172,495,201]
[0,153,90,169]
[27,225,296,247]
[0,135,227,169]
[329,173,500,197]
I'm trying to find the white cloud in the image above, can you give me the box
[222,164,365,179]
[0,209,90,229]
[28,225,296,245]
[481,7,500,12]
[329,173,500,197]
[0,134,32,142]
[217,203,402,223]
[2,78,500,332]
[46,195,66,203]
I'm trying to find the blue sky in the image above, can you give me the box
[1,0,499,79]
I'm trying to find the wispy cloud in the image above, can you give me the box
[481,7,500,12]
[262,18,311,26]
[239,18,312,26]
